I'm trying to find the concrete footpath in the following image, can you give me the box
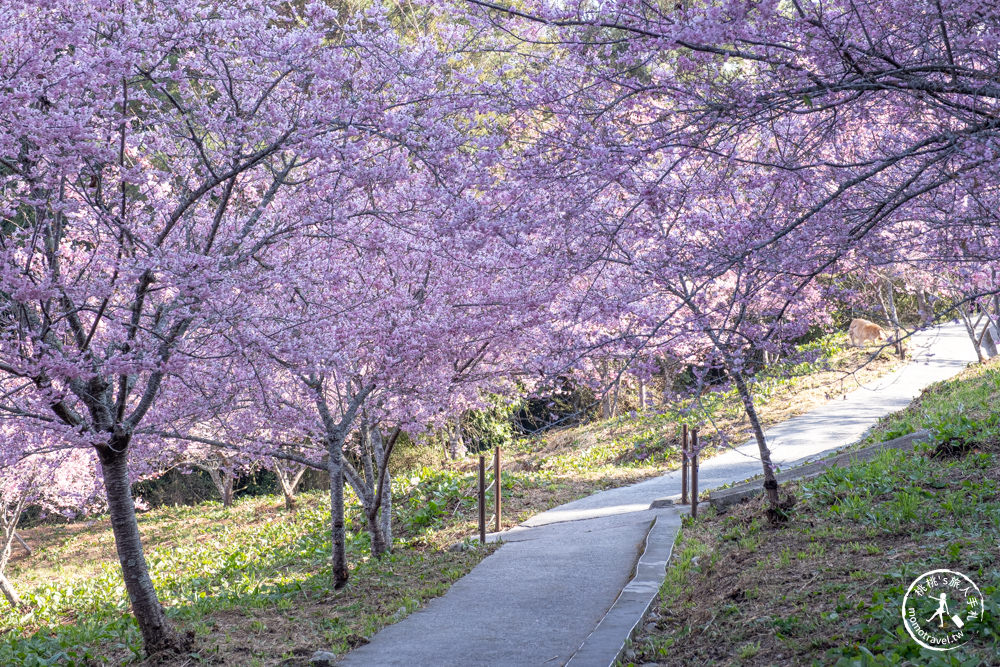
[338,323,977,667]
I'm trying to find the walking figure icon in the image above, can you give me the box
[926,593,950,628]
[903,569,982,650]
[925,592,965,629]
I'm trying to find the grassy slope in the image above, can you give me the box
[626,357,1000,666]
[5,490,490,666]
[0,334,904,665]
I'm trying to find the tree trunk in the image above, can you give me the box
[978,322,998,359]
[365,508,389,557]
[879,279,904,355]
[0,533,21,609]
[959,305,985,363]
[638,376,647,410]
[273,460,306,510]
[447,423,466,460]
[600,360,621,419]
[0,572,20,609]
[662,361,670,405]
[206,466,235,508]
[352,424,394,558]
[884,281,899,328]
[221,473,234,508]
[372,426,393,553]
[98,444,182,655]
[326,444,349,589]
[610,365,621,418]
[379,469,392,547]
[14,533,31,556]
[730,371,782,509]
[916,289,932,326]
[986,324,999,359]
[876,278,899,328]
[280,476,296,511]
[600,359,612,419]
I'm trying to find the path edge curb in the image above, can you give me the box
[564,510,681,667]
[703,428,932,511]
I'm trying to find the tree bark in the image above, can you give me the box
[876,278,900,328]
[273,460,306,510]
[220,472,234,507]
[348,423,394,558]
[958,305,985,363]
[14,533,31,556]
[610,364,621,418]
[206,463,235,507]
[661,360,670,405]
[370,425,393,555]
[884,280,899,328]
[600,359,612,418]
[326,442,349,589]
[379,468,392,547]
[0,573,20,609]
[365,507,389,557]
[98,443,182,655]
[982,323,999,359]
[448,423,466,460]
[0,531,22,609]
[730,371,782,509]
[916,289,932,326]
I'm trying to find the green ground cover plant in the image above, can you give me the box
[627,359,1000,666]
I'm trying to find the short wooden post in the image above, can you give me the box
[681,424,689,505]
[691,428,699,519]
[478,454,486,543]
[494,446,501,532]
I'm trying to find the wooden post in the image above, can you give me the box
[494,446,501,532]
[478,454,486,543]
[681,424,689,505]
[691,428,699,519]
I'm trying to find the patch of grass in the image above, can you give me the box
[737,640,761,660]
[864,357,1000,448]
[625,447,1000,666]
[2,479,496,665]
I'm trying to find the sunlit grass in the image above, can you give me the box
[2,481,493,665]
[628,358,1000,666]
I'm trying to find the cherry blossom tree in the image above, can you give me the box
[6,0,999,653]
[0,0,488,653]
[459,0,1000,509]
[0,437,100,609]
[163,174,556,583]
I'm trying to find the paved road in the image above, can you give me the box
[339,323,977,667]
